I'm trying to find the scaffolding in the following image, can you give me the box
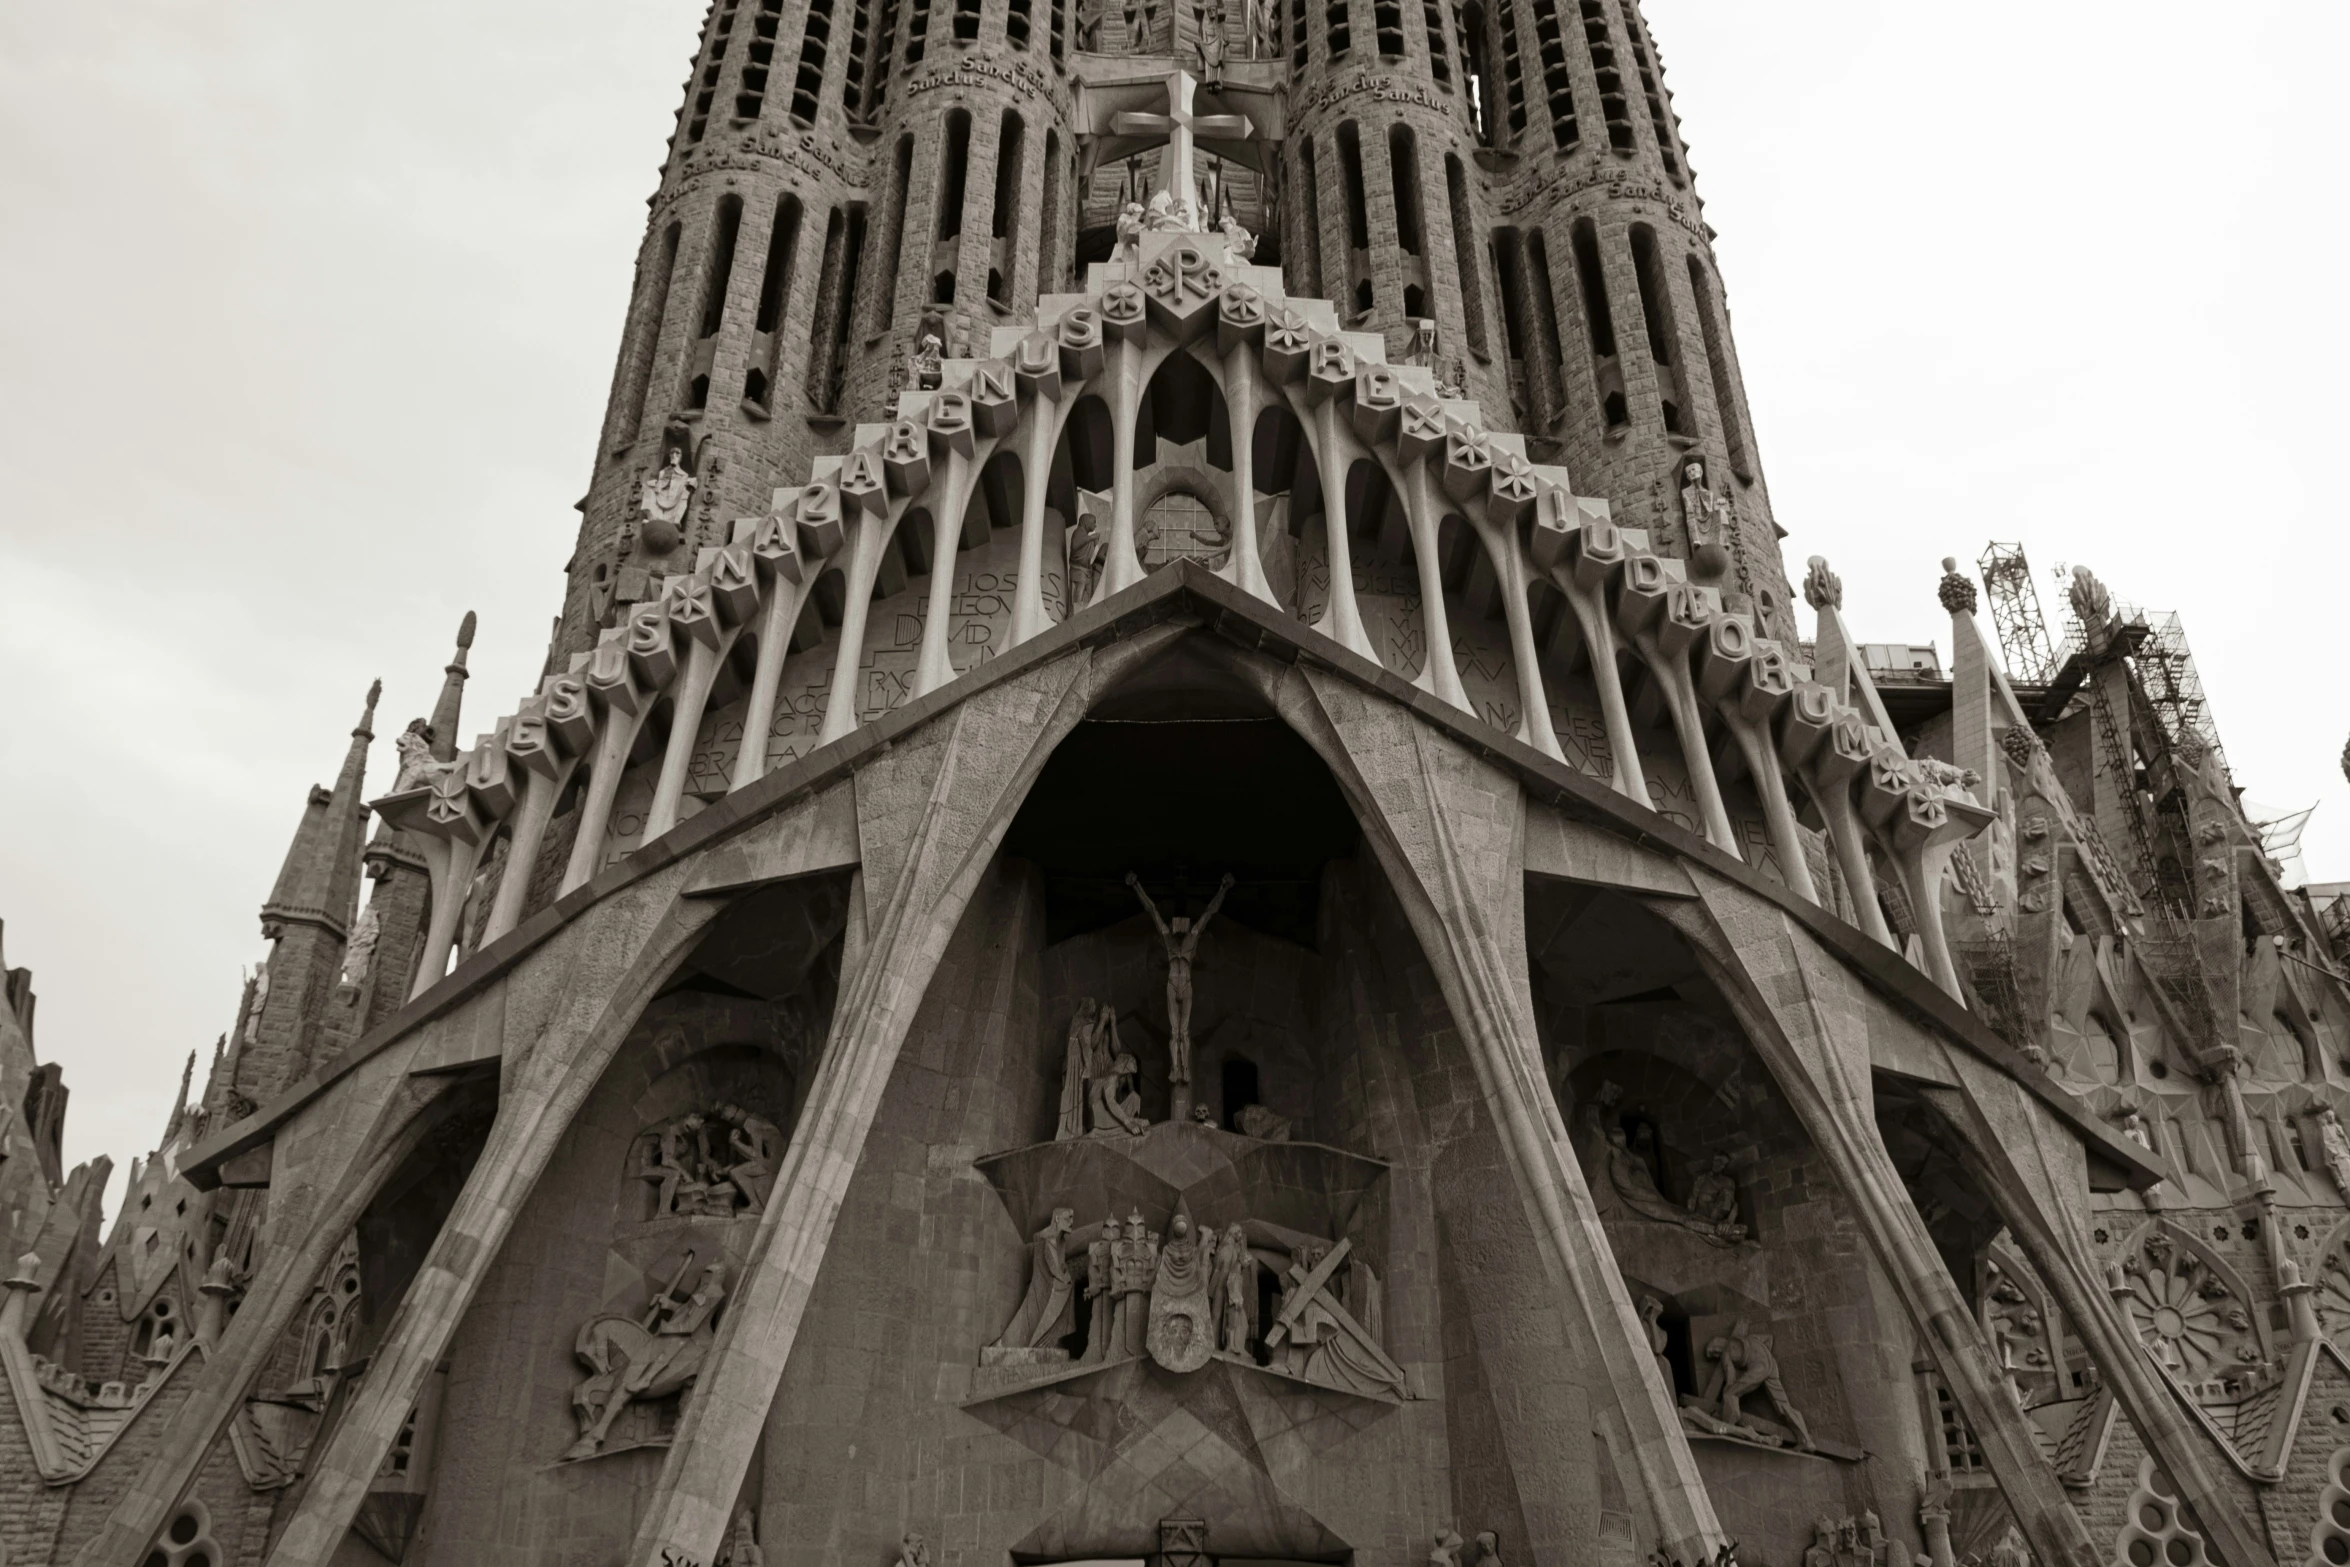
[1978,542,2058,684]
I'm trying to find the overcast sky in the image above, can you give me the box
[3,0,2344,1205]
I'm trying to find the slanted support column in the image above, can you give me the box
[1532,494,1647,804]
[1216,314,1278,606]
[621,637,1178,1567]
[1227,654,1727,1566]
[1919,1064,2278,1567]
[819,449,907,744]
[1656,876,2108,1567]
[1385,405,1469,712]
[730,485,841,792]
[1007,343,1071,646]
[261,868,730,1567]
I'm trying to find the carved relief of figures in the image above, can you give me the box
[565,1253,727,1460]
[1267,1238,1409,1398]
[1198,0,1228,86]
[633,1106,782,1219]
[1058,1000,1146,1137]
[1686,1155,1738,1228]
[988,1208,1077,1359]
[1234,1103,1291,1141]
[2319,1107,2350,1201]
[1601,1126,1747,1244]
[1680,458,1730,585]
[716,1510,765,1567]
[1679,1316,1814,1450]
[1210,1222,1255,1354]
[1431,1530,1465,1567]
[1112,1210,1160,1357]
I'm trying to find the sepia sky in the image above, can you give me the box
[2,0,2345,1206]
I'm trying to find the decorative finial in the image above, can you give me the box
[456,610,477,650]
[2067,565,2110,636]
[2338,732,2349,790]
[358,679,382,732]
[1801,556,1842,611]
[1937,559,1978,616]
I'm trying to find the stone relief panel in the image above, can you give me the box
[2112,1221,2272,1399]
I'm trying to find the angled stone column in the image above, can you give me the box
[1653,874,2105,1567]
[622,630,1183,1567]
[1214,649,1726,1567]
[72,1067,473,1567]
[1918,1061,2275,1567]
[259,861,731,1567]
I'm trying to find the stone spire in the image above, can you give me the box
[260,680,381,945]
[238,682,381,1103]
[429,611,476,764]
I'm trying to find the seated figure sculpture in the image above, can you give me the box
[1599,1125,1747,1245]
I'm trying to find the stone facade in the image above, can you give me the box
[6,6,2349,1567]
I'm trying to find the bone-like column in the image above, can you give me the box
[1694,625,1819,904]
[909,397,984,699]
[1295,367,1379,663]
[1781,685,1894,945]
[409,767,487,999]
[1095,295,1149,603]
[561,620,667,895]
[1455,449,1562,761]
[730,493,836,791]
[1616,565,1738,854]
[1006,349,1072,646]
[645,574,742,843]
[484,677,590,942]
[1217,323,1278,605]
[1532,496,1646,804]
[818,449,903,744]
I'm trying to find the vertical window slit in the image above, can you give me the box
[990,111,1026,304]
[1628,224,1687,435]
[1571,218,1626,427]
[844,0,872,117]
[871,0,901,107]
[1459,5,1491,141]
[619,222,682,446]
[1424,0,1450,80]
[1292,0,1310,70]
[1039,130,1065,292]
[746,196,803,412]
[1523,228,1566,429]
[907,0,933,65]
[877,136,916,332]
[1009,0,1033,47]
[1375,0,1404,57]
[1326,0,1351,58]
[685,196,744,412]
[1687,257,1751,479]
[1446,155,1488,358]
[1050,0,1066,58]
[955,0,982,42]
[1497,0,1527,140]
[1296,138,1325,298]
[1337,121,1372,315]
[1616,0,1682,179]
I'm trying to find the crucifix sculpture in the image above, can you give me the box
[1108,68,1255,224]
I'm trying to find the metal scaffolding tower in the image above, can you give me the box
[1978,542,2058,684]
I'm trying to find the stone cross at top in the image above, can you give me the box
[1109,68,1254,215]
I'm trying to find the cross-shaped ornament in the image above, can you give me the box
[1109,67,1254,216]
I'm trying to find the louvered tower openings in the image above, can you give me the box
[561,0,1792,656]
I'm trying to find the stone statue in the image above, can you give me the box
[1638,1293,1671,1385]
[716,1103,781,1209]
[391,719,440,792]
[639,1113,710,1217]
[898,1533,932,1567]
[1083,1230,1114,1361]
[1438,357,1469,399]
[1235,1103,1291,1141]
[1198,3,1227,87]
[1270,1241,1407,1398]
[1405,318,1439,367]
[1117,200,1147,261]
[2120,1110,2153,1152]
[717,1510,764,1567]
[1987,1526,2029,1567]
[1111,1209,1159,1357]
[1245,0,1272,57]
[1127,872,1234,1107]
[1089,1042,1148,1136]
[1701,1317,1813,1450]
[1802,555,1842,613]
[1686,1155,1738,1228]
[1219,212,1256,261]
[639,447,695,554]
[1802,1520,1836,1567]
[1147,1206,1215,1371]
[989,1207,1077,1357]
[1057,998,1113,1139]
[1469,1532,1502,1567]
[566,1256,727,1459]
[1145,189,1182,231]
[2068,565,2112,640]
[2319,1108,2350,1200]
[1211,1221,1254,1354]
[1602,1126,1745,1243]
[338,903,381,991]
[1431,1530,1465,1567]
[908,332,944,391]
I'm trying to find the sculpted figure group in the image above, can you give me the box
[984,1200,1406,1398]
[1577,1082,1749,1245]
[635,1104,784,1218]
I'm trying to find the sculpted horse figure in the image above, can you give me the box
[565,1256,728,1460]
